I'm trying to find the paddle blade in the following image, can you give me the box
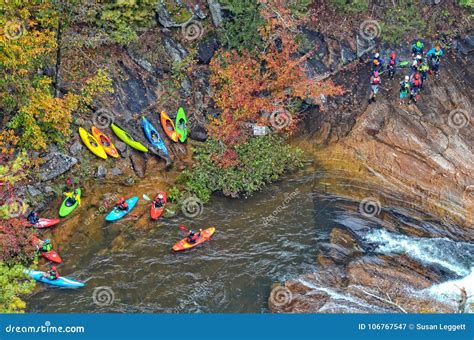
[178,225,188,232]
[142,194,151,201]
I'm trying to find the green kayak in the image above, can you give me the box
[175,107,188,143]
[59,188,81,217]
[111,123,148,153]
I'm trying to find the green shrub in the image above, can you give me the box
[0,263,35,313]
[380,0,426,44]
[173,135,304,203]
[329,0,369,13]
[218,0,265,52]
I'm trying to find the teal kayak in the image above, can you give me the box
[27,270,85,288]
[105,196,139,221]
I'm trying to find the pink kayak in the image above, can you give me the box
[27,218,60,229]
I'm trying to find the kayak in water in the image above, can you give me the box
[30,236,62,264]
[172,227,216,252]
[175,107,188,143]
[91,126,119,158]
[105,196,139,221]
[141,117,169,157]
[79,127,107,159]
[150,192,167,220]
[111,123,148,153]
[27,218,60,229]
[160,111,180,142]
[27,270,85,288]
[59,188,81,218]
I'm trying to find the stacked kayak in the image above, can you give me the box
[160,111,180,142]
[141,117,169,157]
[105,196,139,221]
[175,107,188,143]
[111,123,148,153]
[27,218,60,229]
[27,270,85,288]
[172,227,215,252]
[79,127,107,159]
[59,188,81,218]
[31,236,62,264]
[91,126,119,158]
[150,192,167,220]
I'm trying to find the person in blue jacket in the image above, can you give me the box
[427,44,443,76]
[372,52,384,71]
[412,40,424,56]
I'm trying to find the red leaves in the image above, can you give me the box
[0,218,35,265]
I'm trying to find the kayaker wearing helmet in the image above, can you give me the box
[187,228,203,244]
[372,52,383,71]
[387,52,397,79]
[412,40,424,56]
[154,193,166,208]
[43,266,59,280]
[40,239,53,252]
[410,72,422,103]
[116,197,129,211]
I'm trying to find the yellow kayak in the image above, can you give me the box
[79,127,107,159]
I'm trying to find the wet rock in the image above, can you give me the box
[180,76,192,98]
[129,151,147,178]
[189,124,208,141]
[44,186,55,196]
[207,0,223,27]
[197,35,219,64]
[96,165,107,178]
[122,176,136,187]
[110,167,123,176]
[38,153,78,181]
[115,141,127,154]
[27,185,42,197]
[162,36,188,63]
[455,35,474,56]
[69,141,83,156]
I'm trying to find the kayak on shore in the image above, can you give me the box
[141,117,169,157]
[160,111,180,142]
[27,218,60,229]
[59,188,81,218]
[79,127,108,159]
[172,227,216,252]
[175,107,188,143]
[105,196,139,221]
[91,126,119,158]
[27,270,85,288]
[150,192,167,220]
[111,123,148,153]
[30,236,62,264]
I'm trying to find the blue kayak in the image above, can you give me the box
[141,117,169,157]
[28,270,85,288]
[105,196,139,221]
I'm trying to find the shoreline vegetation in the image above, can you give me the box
[0,1,472,313]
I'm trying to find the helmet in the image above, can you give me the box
[415,73,420,79]
[416,41,422,48]
[374,71,379,77]
[416,54,422,60]
[390,52,396,59]
[158,194,163,199]
[405,75,409,81]
[44,239,50,244]
[52,266,57,270]
[435,45,440,51]
[374,53,379,58]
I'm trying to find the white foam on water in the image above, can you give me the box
[424,269,474,310]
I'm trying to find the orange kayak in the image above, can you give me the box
[160,111,180,142]
[150,192,167,220]
[91,126,119,158]
[172,227,215,252]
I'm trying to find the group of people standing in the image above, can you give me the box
[369,40,444,105]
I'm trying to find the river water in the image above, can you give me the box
[27,162,473,313]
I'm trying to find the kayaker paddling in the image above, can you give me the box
[43,266,59,281]
[39,239,52,253]
[154,193,166,208]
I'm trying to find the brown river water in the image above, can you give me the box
[26,146,473,313]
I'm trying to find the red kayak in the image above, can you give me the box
[150,192,167,220]
[31,236,62,264]
[27,218,61,229]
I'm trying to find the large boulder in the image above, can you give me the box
[38,152,78,181]
[197,35,220,64]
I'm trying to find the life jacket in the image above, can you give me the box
[400,81,410,91]
[413,79,421,87]
[372,76,381,85]
[390,59,395,66]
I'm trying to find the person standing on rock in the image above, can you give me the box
[387,52,397,79]
[427,44,443,77]
[369,70,381,104]
[399,75,411,105]
[409,73,422,104]
[372,52,384,72]
[411,40,424,56]
[417,58,430,88]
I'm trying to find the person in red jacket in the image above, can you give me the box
[410,73,422,103]
[116,197,129,211]
[43,266,59,280]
